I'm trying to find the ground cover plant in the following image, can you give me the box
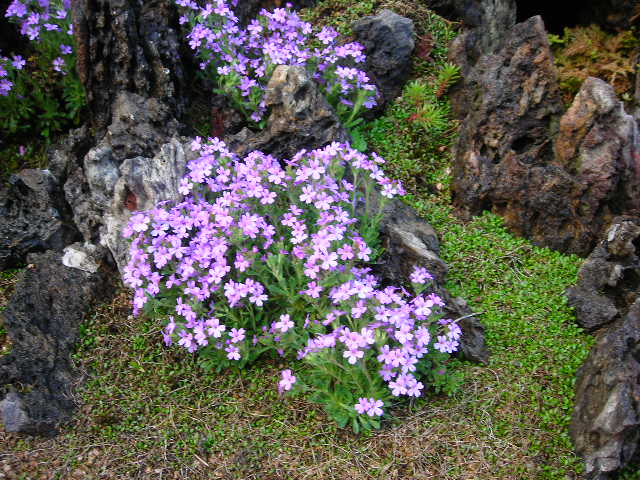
[0,0,600,478]
[124,138,461,432]
[549,24,640,105]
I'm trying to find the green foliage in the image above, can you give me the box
[0,50,85,143]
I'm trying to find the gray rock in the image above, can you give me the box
[446,0,516,82]
[0,169,80,270]
[104,138,192,271]
[352,9,415,108]
[47,125,93,185]
[0,249,115,435]
[226,65,349,159]
[0,393,30,434]
[64,92,184,247]
[570,299,640,479]
[62,242,103,274]
[567,218,640,332]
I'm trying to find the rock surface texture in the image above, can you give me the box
[571,298,640,479]
[0,170,80,270]
[226,65,349,159]
[352,9,415,109]
[568,218,640,479]
[450,15,640,256]
[567,218,640,332]
[72,0,186,131]
[0,248,115,435]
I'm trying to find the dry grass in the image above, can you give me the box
[0,282,583,479]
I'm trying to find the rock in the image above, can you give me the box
[62,242,103,274]
[72,0,187,131]
[0,169,80,270]
[64,92,183,247]
[104,138,192,271]
[47,125,93,186]
[374,199,489,364]
[570,298,640,479]
[451,15,564,231]
[567,218,640,332]
[446,0,515,85]
[451,13,640,256]
[226,65,349,159]
[352,9,415,108]
[552,78,640,247]
[0,249,115,435]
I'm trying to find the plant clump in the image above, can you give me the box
[176,0,378,129]
[549,25,640,105]
[123,138,462,432]
[1,0,85,180]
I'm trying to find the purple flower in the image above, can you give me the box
[410,266,433,284]
[52,57,65,73]
[12,55,25,70]
[274,314,294,333]
[278,369,296,393]
[225,345,241,360]
[60,44,73,55]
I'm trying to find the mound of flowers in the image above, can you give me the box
[176,0,377,127]
[124,138,461,431]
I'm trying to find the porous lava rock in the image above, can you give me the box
[567,218,640,332]
[570,298,640,479]
[445,0,516,84]
[352,9,415,109]
[567,218,640,478]
[450,14,640,256]
[0,248,115,435]
[64,92,183,247]
[72,0,187,131]
[0,169,80,270]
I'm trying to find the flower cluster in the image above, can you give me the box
[124,138,459,431]
[176,1,377,126]
[5,0,75,75]
[0,52,25,96]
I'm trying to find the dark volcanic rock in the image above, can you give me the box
[446,0,516,83]
[72,0,186,131]
[450,16,564,233]
[568,218,640,478]
[352,9,415,109]
[0,248,115,435]
[567,218,640,332]
[450,13,640,256]
[226,65,349,159]
[570,298,640,479]
[0,170,80,270]
[64,92,183,247]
